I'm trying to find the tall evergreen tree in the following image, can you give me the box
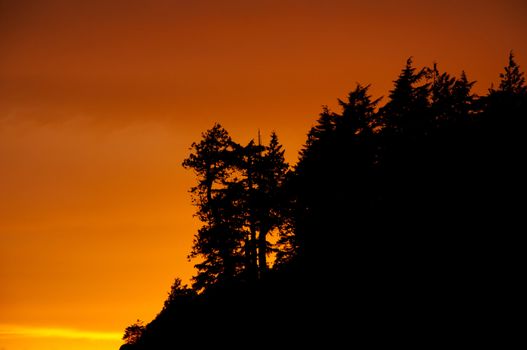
[486,51,527,128]
[430,64,476,125]
[297,106,337,172]
[498,51,526,95]
[381,57,431,134]
[333,83,381,213]
[290,85,383,265]
[235,133,289,277]
[291,106,338,258]
[430,63,456,124]
[184,125,290,287]
[235,139,264,279]
[337,83,381,136]
[452,71,477,117]
[182,124,244,290]
[255,132,289,274]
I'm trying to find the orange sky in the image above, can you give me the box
[1,1,526,349]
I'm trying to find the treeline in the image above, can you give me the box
[121,53,525,349]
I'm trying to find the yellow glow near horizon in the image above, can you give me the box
[0,324,123,350]
[0,324,122,340]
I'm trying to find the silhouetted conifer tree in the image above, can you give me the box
[292,106,337,258]
[381,57,431,134]
[234,133,289,278]
[292,84,381,264]
[254,132,288,274]
[183,124,289,287]
[430,64,476,126]
[337,83,381,135]
[235,140,264,279]
[299,105,337,164]
[452,71,477,117]
[499,51,526,95]
[182,124,244,290]
[487,51,526,108]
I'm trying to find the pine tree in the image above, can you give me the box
[498,51,526,95]
[234,133,289,277]
[255,132,288,274]
[182,124,244,290]
[236,139,265,279]
[184,125,290,287]
[298,106,337,169]
[337,83,381,135]
[381,57,431,134]
[430,64,476,125]
[452,70,476,117]
[486,51,526,127]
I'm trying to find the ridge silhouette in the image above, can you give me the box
[121,53,525,349]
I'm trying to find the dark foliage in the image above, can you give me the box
[121,53,525,348]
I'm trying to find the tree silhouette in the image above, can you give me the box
[298,105,336,165]
[253,132,288,275]
[486,51,526,114]
[291,106,337,259]
[183,124,289,287]
[291,84,381,265]
[481,51,527,239]
[122,320,145,345]
[381,57,430,134]
[452,70,477,117]
[337,83,381,135]
[234,139,264,279]
[162,278,195,311]
[182,124,243,290]
[430,63,456,123]
[498,51,526,95]
[430,64,476,126]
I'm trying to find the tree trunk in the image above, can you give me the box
[246,157,259,280]
[258,227,269,277]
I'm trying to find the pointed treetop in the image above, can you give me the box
[269,131,280,148]
[455,70,476,90]
[498,50,526,95]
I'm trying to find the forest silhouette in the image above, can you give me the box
[120,53,525,348]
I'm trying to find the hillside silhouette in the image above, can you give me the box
[120,53,525,348]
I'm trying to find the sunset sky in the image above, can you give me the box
[1,1,526,349]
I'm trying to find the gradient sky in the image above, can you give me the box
[1,1,526,349]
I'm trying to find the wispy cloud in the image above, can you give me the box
[0,325,121,341]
